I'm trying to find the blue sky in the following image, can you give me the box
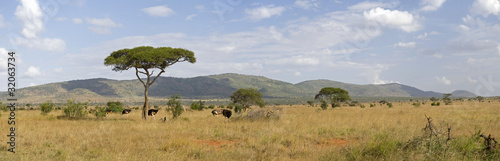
[1,0,500,96]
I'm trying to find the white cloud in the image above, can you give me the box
[0,14,4,27]
[245,5,285,21]
[25,66,42,78]
[471,0,500,17]
[142,5,174,17]
[363,7,422,32]
[85,18,122,27]
[416,31,439,39]
[394,41,416,48]
[72,18,83,24]
[420,0,446,12]
[11,37,66,52]
[348,1,398,11]
[447,39,499,52]
[54,68,63,73]
[186,14,197,20]
[15,0,44,38]
[0,48,8,71]
[468,77,478,83]
[195,5,205,12]
[55,17,67,21]
[273,55,320,66]
[295,0,319,10]
[436,76,452,85]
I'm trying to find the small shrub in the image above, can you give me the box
[62,100,88,119]
[94,106,107,118]
[412,102,421,107]
[234,104,243,113]
[320,101,328,110]
[370,104,376,107]
[360,104,366,108]
[167,94,183,119]
[40,100,55,115]
[218,105,225,109]
[387,103,393,108]
[208,105,215,109]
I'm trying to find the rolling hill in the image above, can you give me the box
[1,73,476,103]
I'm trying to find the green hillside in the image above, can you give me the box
[0,73,476,104]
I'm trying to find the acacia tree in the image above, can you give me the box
[104,46,196,119]
[315,87,351,108]
[230,88,265,112]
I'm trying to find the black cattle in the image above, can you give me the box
[148,109,159,118]
[222,109,232,121]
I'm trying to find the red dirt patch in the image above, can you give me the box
[196,140,237,148]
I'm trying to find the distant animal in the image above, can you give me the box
[122,109,132,117]
[106,109,113,116]
[211,109,224,116]
[222,109,232,121]
[148,109,159,118]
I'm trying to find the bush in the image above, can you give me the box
[320,101,328,110]
[412,102,421,107]
[234,104,243,113]
[360,104,366,108]
[62,100,88,119]
[106,101,124,113]
[218,105,225,109]
[226,104,234,110]
[370,104,376,107]
[94,106,107,118]
[208,105,215,109]
[190,101,205,111]
[167,94,183,119]
[40,100,55,115]
[387,103,393,108]
[0,102,8,112]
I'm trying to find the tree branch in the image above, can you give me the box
[135,66,146,88]
[149,69,165,86]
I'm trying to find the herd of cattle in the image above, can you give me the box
[97,108,232,120]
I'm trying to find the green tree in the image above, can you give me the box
[94,106,108,118]
[167,94,183,119]
[430,97,439,102]
[104,46,196,119]
[106,101,124,113]
[230,88,265,111]
[40,100,55,115]
[443,93,452,105]
[476,96,484,102]
[314,87,351,108]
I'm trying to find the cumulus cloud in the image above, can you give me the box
[363,7,422,32]
[420,0,446,12]
[186,14,197,20]
[416,31,439,39]
[471,0,500,17]
[13,0,66,52]
[394,42,416,48]
[436,76,451,85]
[142,5,174,17]
[25,66,42,78]
[0,48,8,71]
[295,0,319,10]
[245,5,285,21]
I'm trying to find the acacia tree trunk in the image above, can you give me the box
[143,85,149,120]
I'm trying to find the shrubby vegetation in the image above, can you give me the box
[40,100,55,115]
[167,94,183,119]
[62,100,88,119]
[106,101,124,113]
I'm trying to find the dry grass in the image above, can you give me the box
[1,100,499,160]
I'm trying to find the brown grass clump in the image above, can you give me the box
[0,100,499,160]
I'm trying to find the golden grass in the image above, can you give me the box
[0,100,499,160]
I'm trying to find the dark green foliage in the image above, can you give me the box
[40,100,55,115]
[0,102,7,112]
[94,106,107,118]
[218,105,225,109]
[443,93,452,105]
[320,101,328,110]
[234,104,243,113]
[208,105,215,109]
[370,104,376,107]
[360,104,366,108]
[167,94,183,119]
[62,100,88,119]
[190,100,205,111]
[476,96,484,102]
[315,87,351,108]
[387,103,393,108]
[230,88,265,111]
[430,97,439,102]
[307,100,315,107]
[412,102,421,107]
[226,104,234,110]
[106,101,124,113]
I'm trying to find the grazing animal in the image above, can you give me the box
[122,109,132,117]
[222,109,232,121]
[148,109,159,118]
[211,109,224,116]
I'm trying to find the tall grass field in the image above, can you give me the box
[1,100,499,160]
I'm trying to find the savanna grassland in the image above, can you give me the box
[1,100,499,160]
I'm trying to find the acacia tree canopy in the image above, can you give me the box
[104,46,196,119]
[230,88,265,111]
[314,87,351,108]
